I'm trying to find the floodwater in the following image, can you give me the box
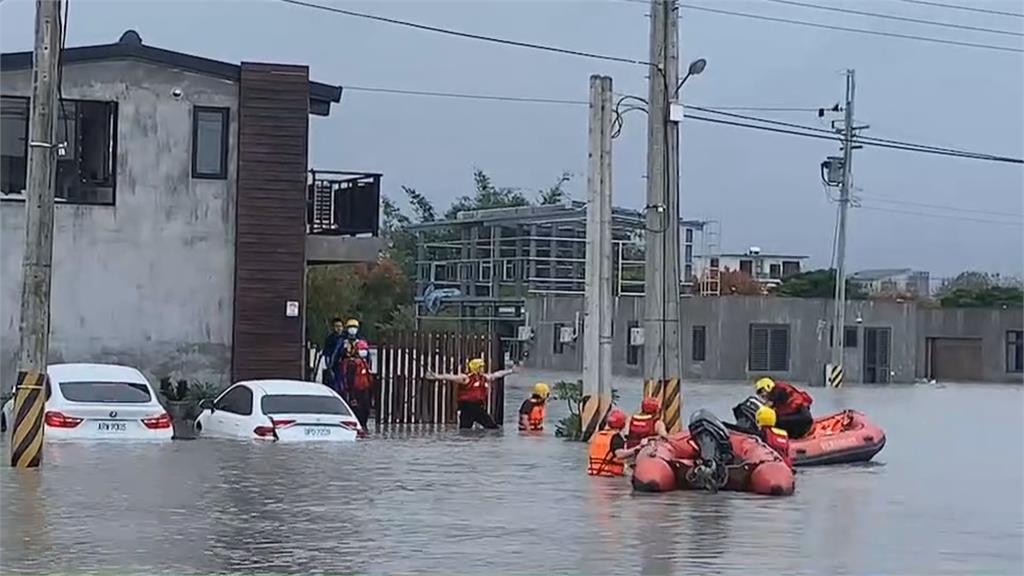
[1,372,1022,576]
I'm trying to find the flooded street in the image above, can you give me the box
[2,374,1022,575]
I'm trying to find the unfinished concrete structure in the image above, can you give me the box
[0,31,381,390]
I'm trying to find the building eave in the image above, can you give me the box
[0,30,342,117]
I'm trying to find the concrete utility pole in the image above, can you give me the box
[581,75,614,441]
[828,69,856,388]
[11,0,62,468]
[643,0,683,431]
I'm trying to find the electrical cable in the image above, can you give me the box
[344,85,589,106]
[856,193,1021,218]
[891,0,1024,19]
[761,0,1024,38]
[274,0,652,66]
[857,204,1023,226]
[682,3,1024,53]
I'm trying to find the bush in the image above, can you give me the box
[552,379,620,441]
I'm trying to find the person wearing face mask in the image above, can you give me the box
[343,340,374,430]
[342,319,363,358]
[321,318,346,390]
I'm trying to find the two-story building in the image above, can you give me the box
[850,268,931,298]
[1,31,381,390]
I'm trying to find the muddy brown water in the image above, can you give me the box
[1,373,1021,575]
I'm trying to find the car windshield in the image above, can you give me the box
[261,394,352,416]
[59,381,152,403]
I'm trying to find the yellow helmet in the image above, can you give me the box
[467,358,485,374]
[755,377,775,395]
[532,382,550,399]
[755,406,777,428]
[345,318,360,329]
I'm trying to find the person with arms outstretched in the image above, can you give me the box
[426,358,517,429]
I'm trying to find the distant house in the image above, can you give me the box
[850,269,930,297]
[698,247,808,289]
[1,30,382,390]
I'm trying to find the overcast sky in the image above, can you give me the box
[2,0,1022,279]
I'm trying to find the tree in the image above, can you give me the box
[937,271,992,295]
[445,169,529,220]
[776,269,866,299]
[537,171,572,205]
[719,268,763,296]
[306,258,413,344]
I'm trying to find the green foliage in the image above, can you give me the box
[159,377,190,402]
[552,379,621,441]
[776,268,866,299]
[537,172,572,205]
[306,259,412,343]
[935,271,1023,308]
[444,169,530,220]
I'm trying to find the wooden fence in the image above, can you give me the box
[373,331,504,429]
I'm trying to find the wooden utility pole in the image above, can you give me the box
[580,74,613,441]
[11,0,62,468]
[643,0,683,433]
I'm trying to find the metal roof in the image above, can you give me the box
[0,30,342,116]
[406,200,708,231]
[850,268,915,281]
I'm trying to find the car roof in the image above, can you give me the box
[47,363,148,384]
[237,379,335,396]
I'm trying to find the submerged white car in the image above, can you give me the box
[194,379,362,442]
[1,363,172,441]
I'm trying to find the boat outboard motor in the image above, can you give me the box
[686,409,733,492]
[732,395,766,434]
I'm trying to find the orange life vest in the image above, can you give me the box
[762,426,792,468]
[587,430,625,477]
[626,413,659,449]
[350,357,372,392]
[459,373,488,404]
[772,381,813,416]
[526,400,545,431]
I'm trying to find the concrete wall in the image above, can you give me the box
[524,294,1018,384]
[1,60,238,391]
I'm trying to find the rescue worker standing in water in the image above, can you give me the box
[341,340,374,430]
[588,409,645,476]
[755,405,792,468]
[518,383,550,431]
[426,359,517,429]
[755,377,814,439]
[626,397,670,449]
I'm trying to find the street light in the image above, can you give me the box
[675,58,707,96]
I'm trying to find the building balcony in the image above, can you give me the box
[306,170,383,264]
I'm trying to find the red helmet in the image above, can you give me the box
[356,340,369,351]
[605,409,627,430]
[641,396,660,415]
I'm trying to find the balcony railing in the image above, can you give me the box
[306,170,381,236]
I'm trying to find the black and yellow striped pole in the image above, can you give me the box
[644,378,682,434]
[827,364,844,389]
[580,392,613,442]
[11,371,47,468]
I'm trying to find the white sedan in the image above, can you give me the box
[194,379,362,442]
[1,363,172,441]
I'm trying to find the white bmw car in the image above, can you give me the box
[194,379,362,442]
[1,363,172,441]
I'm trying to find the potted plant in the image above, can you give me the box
[187,381,224,414]
[160,377,192,422]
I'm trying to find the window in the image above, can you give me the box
[684,244,694,264]
[749,324,790,372]
[215,385,253,416]
[769,263,782,280]
[692,325,706,362]
[828,325,859,348]
[479,261,493,282]
[2,97,117,204]
[684,264,693,282]
[626,321,641,366]
[685,228,694,243]
[59,381,151,403]
[192,106,228,179]
[782,260,801,278]
[739,259,753,276]
[262,394,353,416]
[503,260,517,281]
[553,323,565,355]
[1008,331,1023,373]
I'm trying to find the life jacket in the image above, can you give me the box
[587,430,625,477]
[762,426,792,468]
[773,381,813,416]
[459,373,488,404]
[528,397,544,428]
[349,357,373,392]
[626,413,659,449]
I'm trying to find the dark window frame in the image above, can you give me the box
[692,325,707,362]
[2,95,118,205]
[749,323,790,372]
[215,384,253,416]
[1008,330,1023,374]
[829,325,859,348]
[553,323,565,355]
[191,105,229,180]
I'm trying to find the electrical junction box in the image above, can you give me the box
[559,326,577,344]
[669,103,684,123]
[516,325,534,341]
[630,327,645,346]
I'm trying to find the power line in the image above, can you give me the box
[682,3,1024,53]
[856,193,1022,218]
[858,204,1024,226]
[345,85,589,106]
[892,0,1024,19]
[761,0,1024,37]
[274,0,651,66]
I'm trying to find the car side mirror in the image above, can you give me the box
[198,399,214,412]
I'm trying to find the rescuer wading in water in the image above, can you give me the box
[426,359,517,429]
[519,382,550,431]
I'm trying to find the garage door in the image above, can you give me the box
[928,338,983,382]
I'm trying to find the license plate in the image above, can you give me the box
[304,427,331,437]
[97,421,127,432]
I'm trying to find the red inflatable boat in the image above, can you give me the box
[791,410,885,467]
[632,430,795,496]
